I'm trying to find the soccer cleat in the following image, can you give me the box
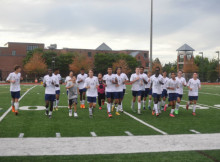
[12,106,15,112]
[152,110,155,116]
[169,113,175,117]
[156,113,159,117]
[108,113,112,118]
[99,107,102,110]
[15,111,18,116]
[192,112,196,116]
[186,103,189,110]
[115,112,120,116]
[148,106,151,110]
[80,104,83,109]
[82,104,86,109]
[56,107,58,111]
[111,105,115,112]
[74,112,78,118]
[175,110,179,115]
[69,111,72,117]
[164,104,168,111]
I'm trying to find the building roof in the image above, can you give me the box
[129,51,140,57]
[96,43,112,51]
[176,44,195,51]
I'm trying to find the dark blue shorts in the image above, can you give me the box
[11,91,20,99]
[177,94,183,99]
[87,97,97,103]
[132,91,141,97]
[141,90,145,98]
[123,89,126,94]
[161,89,168,98]
[145,88,152,96]
[79,88,87,94]
[189,96,198,101]
[168,93,177,102]
[152,93,161,100]
[106,92,115,99]
[56,90,60,95]
[115,92,123,99]
[45,94,56,101]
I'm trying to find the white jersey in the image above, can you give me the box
[103,74,116,92]
[130,73,142,91]
[140,73,148,91]
[65,76,72,83]
[145,75,151,88]
[6,72,21,92]
[161,77,169,90]
[43,75,58,95]
[167,79,179,94]
[77,73,88,89]
[150,74,163,94]
[121,73,129,89]
[187,78,201,96]
[115,74,124,92]
[176,77,186,94]
[84,76,99,97]
[53,73,61,91]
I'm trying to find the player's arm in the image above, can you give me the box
[77,75,83,83]
[43,77,46,87]
[187,81,192,91]
[66,83,74,89]
[6,74,15,83]
[130,75,139,84]
[84,80,90,89]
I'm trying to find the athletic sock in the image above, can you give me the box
[11,101,14,106]
[176,103,180,110]
[161,100,165,107]
[121,102,123,110]
[82,100,85,105]
[107,103,111,113]
[138,102,141,110]
[193,104,196,112]
[158,101,161,110]
[49,111,52,116]
[53,100,56,108]
[14,102,19,111]
[154,104,158,113]
[143,100,146,107]
[148,99,152,107]
[56,100,59,107]
[171,109,174,114]
[116,105,120,112]
[131,101,135,109]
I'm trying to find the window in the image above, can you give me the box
[88,52,92,57]
[138,56,141,60]
[12,50,16,56]
[27,45,39,51]
[179,54,184,62]
[144,53,148,58]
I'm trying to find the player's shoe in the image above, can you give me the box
[164,104,168,111]
[186,103,189,110]
[12,106,15,112]
[15,111,18,116]
[169,113,175,117]
[111,105,115,112]
[156,113,159,117]
[108,113,112,118]
[115,112,120,116]
[53,108,55,111]
[192,112,196,116]
[74,112,78,118]
[148,106,151,110]
[138,109,141,115]
[69,111,72,117]
[80,104,83,109]
[175,110,179,115]
[56,107,58,111]
[82,104,86,109]
[99,107,102,110]
[45,110,49,116]
[152,110,155,116]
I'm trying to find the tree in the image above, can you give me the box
[112,59,131,74]
[163,61,177,74]
[152,58,162,73]
[23,52,47,78]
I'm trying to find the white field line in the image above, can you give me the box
[0,85,37,123]
[56,133,61,138]
[125,131,133,136]
[190,130,201,134]
[18,133,24,138]
[0,133,220,156]
[90,132,97,137]
[183,90,220,96]
[181,100,220,109]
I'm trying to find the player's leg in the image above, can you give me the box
[143,89,147,110]
[117,97,123,114]
[73,101,78,118]
[79,90,83,108]
[48,100,53,118]
[45,100,49,116]
[111,93,116,112]
[115,95,120,115]
[82,90,86,108]
[14,91,20,115]
[192,97,198,116]
[137,92,142,114]
[106,93,111,114]
[158,96,162,113]
[55,91,60,111]
[98,93,102,110]
[169,101,175,117]
[148,89,152,110]
[153,94,159,116]
[186,96,193,110]
[175,95,181,114]
[69,99,73,117]
[11,93,15,112]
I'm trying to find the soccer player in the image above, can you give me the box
[84,69,99,117]
[130,67,143,114]
[119,68,129,112]
[53,68,62,111]
[166,72,179,117]
[186,73,201,116]
[66,76,78,117]
[43,69,59,118]
[6,65,23,115]
[175,70,187,114]
[161,71,169,111]
[65,71,74,108]
[97,73,105,110]
[77,68,88,109]
[144,71,152,110]
[103,67,116,118]
[114,67,124,116]
[150,67,163,116]
[140,66,148,110]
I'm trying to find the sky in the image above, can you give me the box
[0,0,220,64]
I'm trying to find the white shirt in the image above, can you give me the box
[103,74,116,92]
[77,73,88,89]
[43,75,58,94]
[130,73,142,91]
[145,75,151,88]
[167,78,179,94]
[53,73,61,91]
[140,73,148,91]
[65,76,72,83]
[6,72,21,92]
[187,78,201,96]
[176,77,186,94]
[150,74,163,94]
[121,73,129,89]
[161,77,169,90]
[115,74,124,92]
[84,76,99,97]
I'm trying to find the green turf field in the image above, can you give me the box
[0,84,220,161]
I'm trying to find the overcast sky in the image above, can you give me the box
[0,0,219,64]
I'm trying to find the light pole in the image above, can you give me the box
[199,52,203,82]
[149,0,153,72]
[216,51,220,82]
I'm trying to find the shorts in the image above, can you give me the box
[79,88,87,94]
[56,90,60,95]
[168,93,177,102]
[114,92,124,99]
[45,94,56,101]
[141,90,145,99]
[152,93,161,100]
[122,89,126,98]
[145,88,152,96]
[11,91,20,99]
[106,92,115,99]
[87,97,97,103]
[132,91,141,97]
[189,96,198,101]
[69,98,77,105]
[161,89,168,98]
[177,94,183,100]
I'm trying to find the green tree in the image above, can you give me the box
[163,61,177,74]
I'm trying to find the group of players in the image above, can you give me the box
[6,65,201,119]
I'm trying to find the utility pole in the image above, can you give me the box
[149,0,153,72]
